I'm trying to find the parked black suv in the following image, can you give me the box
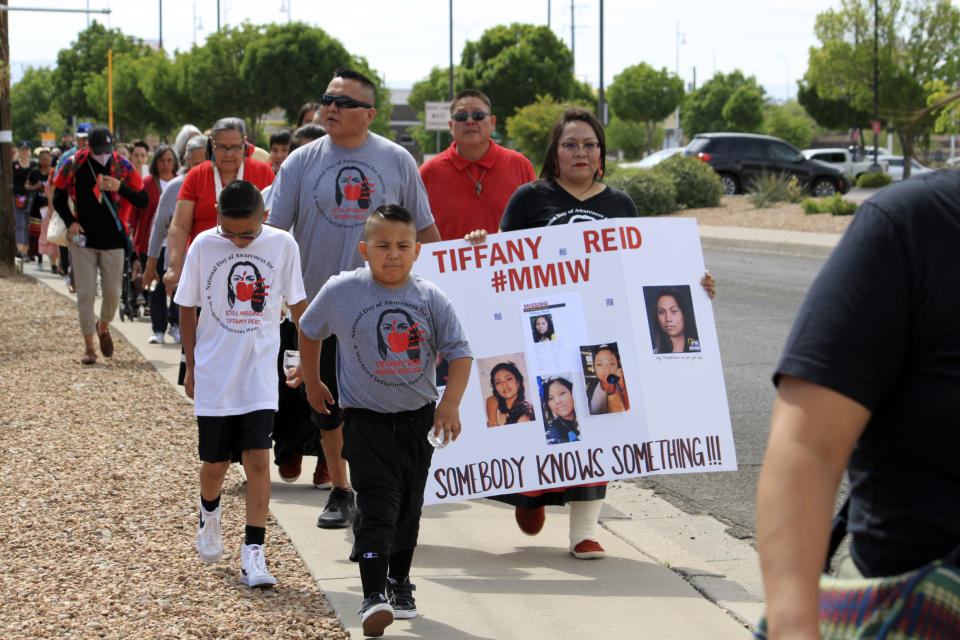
[684,133,850,196]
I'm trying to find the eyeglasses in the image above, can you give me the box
[216,220,262,241]
[321,93,373,109]
[212,142,245,155]
[560,141,601,153]
[452,111,490,122]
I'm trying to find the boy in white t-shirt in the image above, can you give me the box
[175,180,307,588]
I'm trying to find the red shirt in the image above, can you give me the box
[419,141,536,240]
[128,175,162,254]
[178,158,275,240]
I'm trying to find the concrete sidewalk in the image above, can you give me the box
[29,224,840,638]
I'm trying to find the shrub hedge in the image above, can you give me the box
[652,154,724,209]
[606,168,678,216]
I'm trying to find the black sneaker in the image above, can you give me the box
[316,487,355,529]
[357,593,393,637]
[387,576,417,619]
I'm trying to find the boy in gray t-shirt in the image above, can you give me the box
[295,204,472,637]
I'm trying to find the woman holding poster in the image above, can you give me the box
[493,108,716,560]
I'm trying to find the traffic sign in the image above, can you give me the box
[425,102,452,132]
[872,120,882,134]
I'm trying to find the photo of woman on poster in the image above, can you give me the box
[531,314,556,342]
[644,285,701,354]
[485,361,536,426]
[583,343,630,414]
[540,376,581,444]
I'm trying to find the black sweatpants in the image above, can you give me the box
[343,403,435,564]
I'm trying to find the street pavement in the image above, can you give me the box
[29,221,844,639]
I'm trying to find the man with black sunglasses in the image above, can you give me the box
[268,68,440,531]
[419,89,536,241]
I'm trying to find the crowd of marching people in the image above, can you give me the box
[12,69,720,638]
[16,63,960,640]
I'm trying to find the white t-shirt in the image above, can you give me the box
[174,225,306,416]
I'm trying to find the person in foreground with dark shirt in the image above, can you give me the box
[757,170,960,639]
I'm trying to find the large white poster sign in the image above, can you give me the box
[418,218,735,505]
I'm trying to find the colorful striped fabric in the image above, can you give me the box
[754,563,960,639]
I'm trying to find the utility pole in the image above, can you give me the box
[1,0,14,274]
[872,0,879,167]
[598,0,606,126]
[159,0,162,49]
[448,0,453,101]
[570,2,575,70]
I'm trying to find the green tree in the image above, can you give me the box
[84,49,175,139]
[796,81,870,133]
[804,0,960,176]
[505,94,593,170]
[680,70,765,136]
[241,22,353,125]
[52,21,150,120]
[459,23,595,136]
[606,117,660,160]
[607,63,684,156]
[167,23,269,137]
[11,66,57,144]
[33,109,68,147]
[722,85,765,132]
[763,101,816,149]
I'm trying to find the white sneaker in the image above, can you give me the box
[167,326,181,343]
[148,332,164,344]
[197,504,223,563]
[241,544,277,588]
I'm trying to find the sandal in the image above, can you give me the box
[81,350,97,365]
[97,329,114,358]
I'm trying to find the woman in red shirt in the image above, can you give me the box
[164,117,275,289]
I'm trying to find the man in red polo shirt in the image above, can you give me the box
[419,89,535,241]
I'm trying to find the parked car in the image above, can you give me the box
[801,147,888,181]
[618,147,685,170]
[879,155,935,181]
[685,133,850,196]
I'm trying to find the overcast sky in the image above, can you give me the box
[8,0,842,101]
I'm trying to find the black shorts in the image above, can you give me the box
[303,334,343,431]
[197,409,274,463]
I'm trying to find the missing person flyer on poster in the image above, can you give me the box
[420,218,734,505]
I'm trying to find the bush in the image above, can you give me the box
[747,172,805,208]
[802,198,821,214]
[823,194,858,216]
[652,154,724,209]
[606,168,678,216]
[802,194,858,216]
[856,172,893,188]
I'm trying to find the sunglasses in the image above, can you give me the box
[451,111,490,122]
[321,93,373,109]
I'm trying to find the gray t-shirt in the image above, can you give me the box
[300,268,472,413]
[147,173,184,259]
[267,133,434,300]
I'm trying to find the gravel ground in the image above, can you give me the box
[664,195,855,234]
[0,275,349,639]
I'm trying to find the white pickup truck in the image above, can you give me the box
[801,147,889,181]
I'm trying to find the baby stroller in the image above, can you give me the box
[119,252,146,322]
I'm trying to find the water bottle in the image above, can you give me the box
[427,429,447,449]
